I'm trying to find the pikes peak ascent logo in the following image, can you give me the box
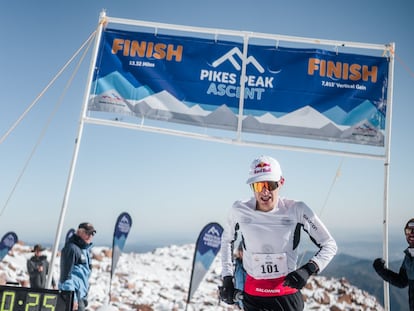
[200,47,274,100]
[3,234,16,247]
[207,226,221,236]
[212,47,265,73]
[202,225,222,249]
[118,215,131,233]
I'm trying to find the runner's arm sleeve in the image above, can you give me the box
[221,205,238,278]
[299,202,337,273]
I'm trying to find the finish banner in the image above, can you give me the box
[187,222,223,304]
[89,28,390,146]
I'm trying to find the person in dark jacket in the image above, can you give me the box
[27,244,55,289]
[373,218,414,311]
[59,222,96,311]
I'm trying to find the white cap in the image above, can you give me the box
[246,155,283,184]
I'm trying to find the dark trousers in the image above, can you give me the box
[242,291,304,311]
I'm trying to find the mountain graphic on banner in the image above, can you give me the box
[89,72,384,146]
[324,100,385,129]
[94,71,154,100]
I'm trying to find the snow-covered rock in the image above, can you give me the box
[0,242,383,311]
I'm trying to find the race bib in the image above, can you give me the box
[250,253,288,279]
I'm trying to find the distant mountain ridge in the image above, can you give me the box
[307,252,409,311]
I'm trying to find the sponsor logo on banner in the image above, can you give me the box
[202,225,222,249]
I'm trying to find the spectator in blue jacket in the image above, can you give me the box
[59,222,96,311]
[373,218,414,311]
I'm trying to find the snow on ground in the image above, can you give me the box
[1,243,383,311]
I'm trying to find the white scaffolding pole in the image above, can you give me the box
[46,10,107,288]
[381,42,395,311]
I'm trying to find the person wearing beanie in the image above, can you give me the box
[220,155,337,310]
[373,218,414,311]
[59,222,96,311]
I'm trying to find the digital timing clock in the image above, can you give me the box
[0,285,73,311]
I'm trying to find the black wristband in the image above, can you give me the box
[305,261,319,275]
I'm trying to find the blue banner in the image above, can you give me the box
[187,222,223,303]
[0,232,18,261]
[111,212,132,277]
[89,28,389,146]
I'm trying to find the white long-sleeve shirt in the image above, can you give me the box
[221,197,337,280]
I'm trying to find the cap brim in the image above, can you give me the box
[246,175,267,184]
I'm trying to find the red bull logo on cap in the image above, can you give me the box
[254,162,272,174]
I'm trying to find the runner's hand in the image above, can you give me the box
[219,276,235,305]
[284,261,318,289]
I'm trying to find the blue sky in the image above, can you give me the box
[0,0,413,255]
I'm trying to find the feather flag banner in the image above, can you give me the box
[187,222,223,303]
[111,212,133,277]
[0,232,18,262]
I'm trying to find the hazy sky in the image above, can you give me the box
[0,0,413,253]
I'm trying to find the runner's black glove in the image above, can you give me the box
[283,261,318,289]
[219,276,235,305]
[373,258,385,273]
